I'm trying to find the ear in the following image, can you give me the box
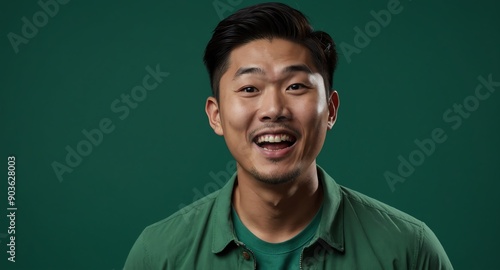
[205,96,224,136]
[327,90,339,130]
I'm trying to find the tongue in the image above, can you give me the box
[259,142,290,150]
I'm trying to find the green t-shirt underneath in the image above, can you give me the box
[231,206,322,270]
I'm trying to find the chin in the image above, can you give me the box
[249,165,301,185]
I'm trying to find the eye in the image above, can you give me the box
[240,86,258,93]
[286,83,308,90]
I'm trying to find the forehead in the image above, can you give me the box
[223,38,318,79]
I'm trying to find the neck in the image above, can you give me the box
[232,163,323,243]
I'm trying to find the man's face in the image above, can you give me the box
[206,38,339,184]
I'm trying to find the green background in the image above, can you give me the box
[1,0,499,269]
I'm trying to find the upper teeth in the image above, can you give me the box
[256,134,293,143]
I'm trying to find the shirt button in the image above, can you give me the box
[242,251,251,260]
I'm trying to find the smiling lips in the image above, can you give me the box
[254,133,297,151]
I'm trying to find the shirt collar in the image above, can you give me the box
[211,170,238,253]
[315,165,345,252]
[211,165,345,253]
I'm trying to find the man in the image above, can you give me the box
[124,2,453,269]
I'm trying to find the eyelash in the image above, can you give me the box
[239,83,309,93]
[241,86,257,93]
[286,83,308,90]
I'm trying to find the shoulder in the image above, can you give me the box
[339,186,453,269]
[339,185,426,241]
[340,185,423,228]
[143,190,219,247]
[124,190,220,269]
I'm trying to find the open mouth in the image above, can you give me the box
[253,134,297,151]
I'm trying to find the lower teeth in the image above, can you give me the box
[263,147,286,151]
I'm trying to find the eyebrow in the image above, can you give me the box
[233,64,313,80]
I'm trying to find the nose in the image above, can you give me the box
[258,88,290,122]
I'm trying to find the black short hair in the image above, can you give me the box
[203,2,338,101]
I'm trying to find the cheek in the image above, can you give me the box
[301,95,330,126]
[309,73,328,113]
[300,98,329,152]
[220,100,253,134]
[315,98,329,117]
[220,100,255,158]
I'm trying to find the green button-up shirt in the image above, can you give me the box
[124,166,453,269]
